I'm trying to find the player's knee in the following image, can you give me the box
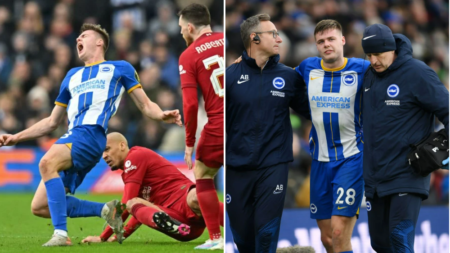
[332,227,343,239]
[39,158,53,174]
[321,234,333,249]
[126,198,140,212]
[31,205,48,218]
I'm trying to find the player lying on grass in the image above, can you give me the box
[81,132,224,243]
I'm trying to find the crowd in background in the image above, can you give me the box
[226,0,449,206]
[0,0,224,152]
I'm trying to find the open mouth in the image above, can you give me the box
[77,43,84,54]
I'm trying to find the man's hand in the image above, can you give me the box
[184,146,194,170]
[0,134,18,147]
[81,236,103,243]
[234,56,242,64]
[442,158,449,170]
[162,110,182,126]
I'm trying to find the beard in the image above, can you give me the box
[110,165,120,171]
[184,35,194,47]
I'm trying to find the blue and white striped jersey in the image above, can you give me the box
[295,57,370,162]
[55,60,141,131]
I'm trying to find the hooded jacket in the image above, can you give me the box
[226,51,310,170]
[363,34,449,199]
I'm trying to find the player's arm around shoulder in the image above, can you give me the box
[284,65,311,120]
[225,63,241,90]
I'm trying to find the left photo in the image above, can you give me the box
[0,0,224,252]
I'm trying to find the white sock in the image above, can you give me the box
[54,229,68,237]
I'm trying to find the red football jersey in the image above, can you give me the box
[180,32,224,147]
[121,146,194,207]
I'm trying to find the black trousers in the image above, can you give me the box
[226,163,288,253]
[366,192,422,253]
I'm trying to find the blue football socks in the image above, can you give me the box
[66,195,104,218]
[45,177,68,232]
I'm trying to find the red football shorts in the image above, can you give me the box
[195,130,223,168]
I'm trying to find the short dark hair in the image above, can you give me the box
[240,14,271,49]
[80,23,109,54]
[178,3,210,28]
[314,19,343,37]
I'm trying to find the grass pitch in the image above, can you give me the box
[0,193,223,253]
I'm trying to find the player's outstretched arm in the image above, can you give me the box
[129,88,182,126]
[0,105,66,147]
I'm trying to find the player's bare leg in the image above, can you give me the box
[187,188,224,226]
[126,198,190,236]
[31,180,69,218]
[317,219,333,253]
[39,144,123,246]
[193,160,223,250]
[186,188,201,216]
[331,215,356,252]
[39,144,73,246]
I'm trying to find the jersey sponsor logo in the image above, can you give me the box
[226,194,231,204]
[195,38,225,54]
[310,203,318,213]
[311,95,351,109]
[342,73,356,86]
[366,201,371,211]
[310,76,321,81]
[124,160,137,173]
[237,74,249,84]
[387,84,400,98]
[70,79,106,96]
[100,66,112,72]
[179,65,186,75]
[273,77,285,89]
[273,184,284,194]
[270,90,285,98]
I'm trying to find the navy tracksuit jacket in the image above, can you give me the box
[363,34,449,199]
[226,51,309,253]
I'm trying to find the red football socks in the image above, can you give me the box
[219,201,224,227]
[131,203,158,228]
[196,179,221,240]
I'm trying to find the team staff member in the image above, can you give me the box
[361,24,449,252]
[226,14,309,253]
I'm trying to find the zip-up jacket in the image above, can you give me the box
[226,51,310,170]
[363,34,449,199]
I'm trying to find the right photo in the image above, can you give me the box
[225,1,449,253]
